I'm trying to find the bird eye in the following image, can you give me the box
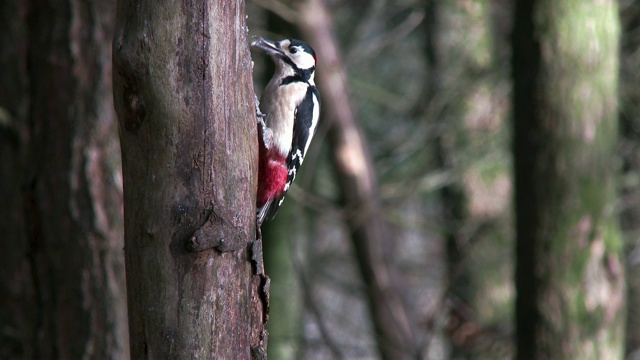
[290,47,298,54]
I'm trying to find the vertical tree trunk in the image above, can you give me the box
[430,0,513,357]
[113,1,265,358]
[0,2,33,357]
[620,2,640,355]
[0,1,128,358]
[513,1,624,358]
[262,203,303,360]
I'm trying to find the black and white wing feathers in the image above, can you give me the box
[266,86,321,220]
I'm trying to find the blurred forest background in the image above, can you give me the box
[1,0,639,359]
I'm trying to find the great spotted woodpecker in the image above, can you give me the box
[251,37,321,225]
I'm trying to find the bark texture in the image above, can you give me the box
[113,1,265,358]
[0,1,128,358]
[513,1,624,358]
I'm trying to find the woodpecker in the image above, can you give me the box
[251,37,321,225]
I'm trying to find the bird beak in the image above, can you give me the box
[251,37,284,57]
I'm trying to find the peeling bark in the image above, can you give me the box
[113,0,266,358]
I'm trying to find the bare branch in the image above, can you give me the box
[347,10,425,65]
[296,0,420,358]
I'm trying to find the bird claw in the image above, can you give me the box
[260,122,273,149]
[255,94,266,121]
[254,94,272,148]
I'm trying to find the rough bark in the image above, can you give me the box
[0,1,129,358]
[0,2,32,356]
[513,1,624,358]
[297,0,417,359]
[113,1,265,358]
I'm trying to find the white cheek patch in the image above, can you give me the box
[294,53,316,70]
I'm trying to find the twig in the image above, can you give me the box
[346,10,425,65]
[292,242,345,360]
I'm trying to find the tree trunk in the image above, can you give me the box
[297,0,418,359]
[620,2,640,356]
[113,1,266,358]
[262,203,304,360]
[429,0,513,357]
[513,1,624,358]
[0,1,128,358]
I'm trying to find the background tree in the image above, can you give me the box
[298,0,421,359]
[513,0,625,358]
[620,1,640,357]
[428,0,513,357]
[0,1,128,358]
[113,1,266,358]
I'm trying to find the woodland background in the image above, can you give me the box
[1,0,639,359]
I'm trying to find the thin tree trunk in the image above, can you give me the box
[513,1,624,358]
[297,0,418,358]
[262,203,304,360]
[0,1,129,358]
[113,1,266,358]
[429,0,513,357]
